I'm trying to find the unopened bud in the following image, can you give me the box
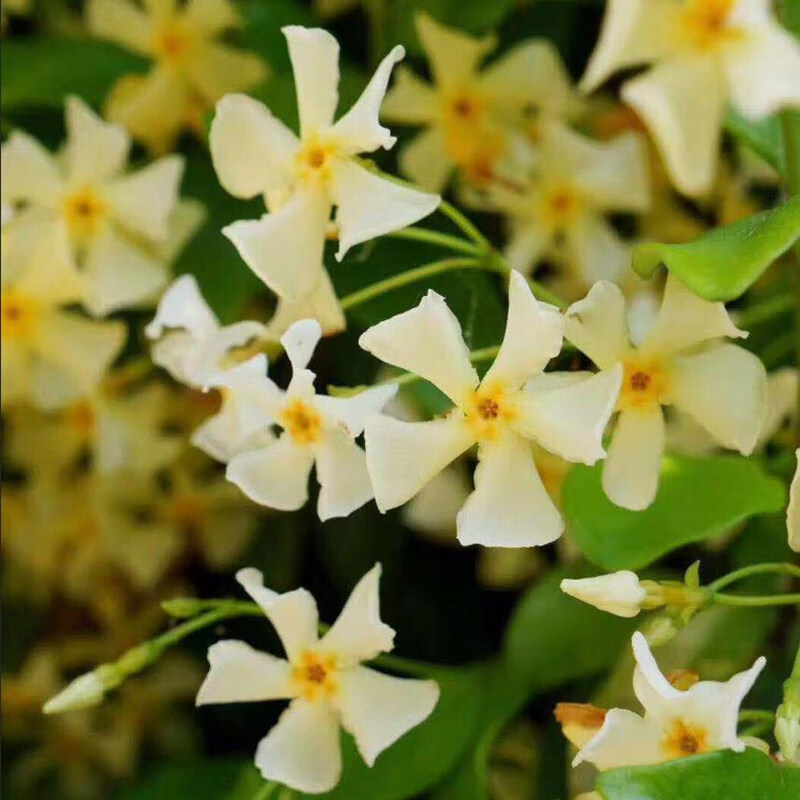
[560,571,646,618]
[43,669,109,715]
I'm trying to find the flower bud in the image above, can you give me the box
[43,669,108,715]
[560,571,646,617]
[776,681,800,764]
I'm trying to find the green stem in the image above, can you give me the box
[438,198,490,248]
[738,709,776,724]
[707,562,800,593]
[384,226,481,255]
[252,781,280,800]
[340,257,495,311]
[711,592,800,607]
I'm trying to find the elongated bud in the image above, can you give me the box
[43,667,112,714]
[776,674,800,764]
[560,571,646,617]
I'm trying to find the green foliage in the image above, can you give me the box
[597,749,800,800]
[633,194,800,301]
[118,759,258,800]
[724,110,783,173]
[563,456,786,571]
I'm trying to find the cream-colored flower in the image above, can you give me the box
[1,97,189,315]
[197,565,439,794]
[561,571,647,618]
[360,271,622,547]
[566,276,766,510]
[382,13,579,191]
[574,632,766,769]
[581,0,800,196]
[1,222,125,411]
[146,274,273,388]
[224,320,397,519]
[472,120,649,298]
[87,0,266,153]
[788,448,800,553]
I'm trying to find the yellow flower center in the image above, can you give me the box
[62,187,107,241]
[680,0,742,51]
[464,383,518,441]
[541,183,583,231]
[292,651,339,701]
[296,138,338,183]
[661,719,709,759]
[281,399,323,445]
[444,90,485,125]
[1,289,39,340]
[153,21,197,65]
[617,355,669,411]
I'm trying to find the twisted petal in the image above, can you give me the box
[564,280,630,369]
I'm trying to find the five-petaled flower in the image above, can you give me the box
[581,0,800,196]
[196,564,439,794]
[565,275,766,510]
[359,271,622,547]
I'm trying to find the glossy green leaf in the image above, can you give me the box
[598,749,800,800]
[633,194,800,301]
[563,456,786,571]
[1,38,146,110]
[724,110,783,172]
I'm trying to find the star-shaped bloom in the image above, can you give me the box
[196,565,439,794]
[1,97,190,315]
[146,274,273,389]
[573,632,766,770]
[581,0,800,196]
[359,271,622,547]
[472,121,650,298]
[381,13,579,192]
[209,26,440,311]
[1,223,125,411]
[565,276,767,510]
[224,319,397,519]
[87,0,267,154]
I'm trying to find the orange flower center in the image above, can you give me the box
[661,719,709,758]
[680,0,742,50]
[292,652,339,701]
[281,399,323,445]
[465,383,517,441]
[617,355,669,411]
[1,290,39,340]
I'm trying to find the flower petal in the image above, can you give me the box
[397,127,453,193]
[210,93,298,198]
[315,383,398,437]
[622,56,726,197]
[331,45,405,154]
[223,186,330,300]
[380,65,438,125]
[515,365,623,464]
[255,699,341,793]
[668,343,766,455]
[631,630,681,716]
[86,0,154,56]
[314,430,373,521]
[331,159,439,259]
[196,640,293,705]
[268,269,346,338]
[564,280,630,369]
[281,318,322,372]
[226,434,315,510]
[458,434,563,547]
[482,270,563,389]
[789,449,800,553]
[283,25,340,136]
[185,42,267,106]
[64,96,130,184]
[364,415,474,512]
[568,213,632,287]
[320,564,395,663]
[145,274,219,342]
[573,708,663,770]
[1,131,62,206]
[337,666,439,766]
[358,289,478,405]
[183,0,239,34]
[602,407,665,510]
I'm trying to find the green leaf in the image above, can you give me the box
[118,759,257,800]
[563,456,786,571]
[1,38,146,110]
[724,109,783,172]
[598,749,800,800]
[633,194,800,301]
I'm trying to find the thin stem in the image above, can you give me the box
[155,604,264,652]
[738,709,776,724]
[712,592,800,607]
[252,781,280,800]
[707,562,800,593]
[340,257,496,311]
[438,198,490,248]
[383,227,481,255]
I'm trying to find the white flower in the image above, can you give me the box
[196,564,439,794]
[224,319,397,519]
[565,276,766,510]
[146,274,272,389]
[1,222,125,411]
[788,448,800,554]
[560,571,647,618]
[581,0,800,196]
[574,631,766,769]
[359,271,622,547]
[1,97,190,315]
[209,26,440,310]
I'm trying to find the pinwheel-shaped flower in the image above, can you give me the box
[210,25,440,315]
[146,274,272,389]
[1,97,188,315]
[359,271,622,547]
[1,224,125,411]
[382,13,579,191]
[197,565,439,794]
[224,320,397,519]
[565,276,766,510]
[581,0,800,196]
[87,0,266,154]
[573,632,765,769]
